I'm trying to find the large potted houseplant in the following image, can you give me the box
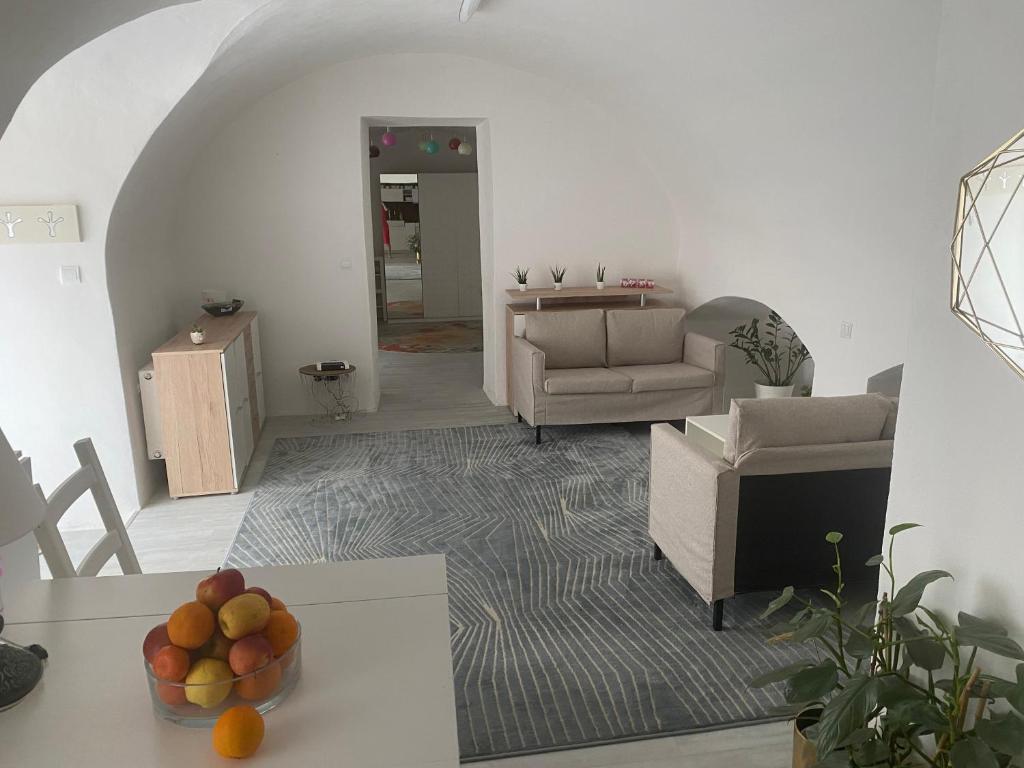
[729,311,811,398]
[752,524,1024,768]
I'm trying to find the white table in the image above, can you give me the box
[685,414,730,458]
[0,556,460,767]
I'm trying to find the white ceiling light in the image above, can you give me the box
[459,0,483,23]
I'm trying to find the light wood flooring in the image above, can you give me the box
[57,350,791,767]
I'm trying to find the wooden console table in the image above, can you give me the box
[503,284,674,412]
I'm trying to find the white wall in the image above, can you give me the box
[171,54,678,415]
[885,0,1024,665]
[0,1,260,530]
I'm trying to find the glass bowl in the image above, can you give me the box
[144,625,301,727]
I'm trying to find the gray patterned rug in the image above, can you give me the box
[225,424,801,760]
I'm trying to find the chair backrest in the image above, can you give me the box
[31,439,141,578]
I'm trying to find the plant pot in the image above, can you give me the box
[596,281,605,289]
[792,709,820,768]
[518,283,528,292]
[755,383,794,399]
[190,331,205,345]
[553,282,563,291]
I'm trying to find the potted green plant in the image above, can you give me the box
[511,266,530,291]
[752,524,1024,768]
[596,263,607,289]
[550,264,567,290]
[407,230,421,263]
[190,324,205,345]
[728,311,811,398]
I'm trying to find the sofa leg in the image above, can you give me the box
[517,413,523,423]
[653,544,663,561]
[711,599,724,632]
[535,426,542,445]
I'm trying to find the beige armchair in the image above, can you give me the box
[649,394,898,630]
[511,308,725,443]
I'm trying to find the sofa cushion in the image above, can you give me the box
[881,397,899,440]
[606,308,686,366]
[724,394,893,464]
[544,368,632,395]
[525,309,606,369]
[611,363,714,393]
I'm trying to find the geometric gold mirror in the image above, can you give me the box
[951,127,1024,380]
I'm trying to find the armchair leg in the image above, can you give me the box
[653,544,663,561]
[711,599,724,632]
[517,413,523,423]
[535,426,542,445]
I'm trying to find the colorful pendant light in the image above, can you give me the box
[424,139,440,155]
[448,137,462,151]
[457,140,474,156]
[417,138,429,151]
[381,128,397,147]
[368,145,380,158]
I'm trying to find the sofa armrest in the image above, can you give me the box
[649,423,740,604]
[511,336,546,425]
[683,332,726,412]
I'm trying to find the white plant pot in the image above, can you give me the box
[755,383,794,399]
[518,283,528,292]
[596,281,605,289]
[190,331,205,345]
[554,282,563,291]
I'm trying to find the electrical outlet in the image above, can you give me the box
[59,265,81,284]
[840,321,854,340]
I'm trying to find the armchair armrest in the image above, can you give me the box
[649,423,739,604]
[511,336,546,425]
[683,332,726,412]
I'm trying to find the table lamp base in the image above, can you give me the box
[0,639,44,711]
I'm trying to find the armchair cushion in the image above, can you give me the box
[724,394,893,464]
[544,368,632,395]
[606,308,686,366]
[525,309,606,369]
[612,362,714,393]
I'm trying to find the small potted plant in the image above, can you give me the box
[550,264,567,290]
[753,524,1024,768]
[190,324,206,345]
[728,311,811,398]
[511,266,530,291]
[595,263,607,289]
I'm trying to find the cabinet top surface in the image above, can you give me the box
[504,284,672,300]
[153,311,257,356]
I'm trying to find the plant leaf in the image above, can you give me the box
[825,531,843,544]
[786,661,839,704]
[845,626,875,660]
[889,522,922,536]
[976,710,1024,757]
[865,554,884,567]
[793,610,833,643]
[813,674,880,757]
[956,615,1024,661]
[890,570,952,617]
[893,617,947,670]
[749,660,816,688]
[949,736,999,768]
[876,675,926,709]
[760,586,795,620]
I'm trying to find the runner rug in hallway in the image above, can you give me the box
[225,424,803,761]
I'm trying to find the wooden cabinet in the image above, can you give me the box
[152,312,264,498]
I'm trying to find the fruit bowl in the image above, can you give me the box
[145,624,301,728]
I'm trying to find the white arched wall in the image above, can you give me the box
[161,53,678,420]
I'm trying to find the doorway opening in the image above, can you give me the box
[365,122,500,420]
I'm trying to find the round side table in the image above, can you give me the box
[299,364,358,423]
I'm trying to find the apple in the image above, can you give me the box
[228,634,274,676]
[244,587,272,607]
[218,593,271,639]
[198,627,234,662]
[143,623,172,663]
[195,568,245,612]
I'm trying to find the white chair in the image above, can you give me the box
[26,439,141,578]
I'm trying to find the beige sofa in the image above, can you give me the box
[649,393,898,630]
[511,308,725,443]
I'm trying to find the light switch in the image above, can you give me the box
[340,259,353,270]
[839,321,853,339]
[59,265,81,284]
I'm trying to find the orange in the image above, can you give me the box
[152,645,190,682]
[261,610,299,657]
[235,662,282,701]
[212,705,265,759]
[269,597,287,612]
[167,601,215,650]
